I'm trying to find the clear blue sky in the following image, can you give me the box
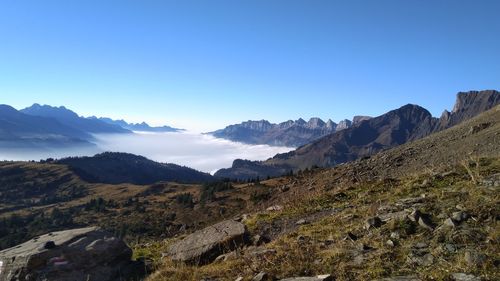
[1,0,499,131]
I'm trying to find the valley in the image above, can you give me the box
[1,93,499,281]
[1,2,499,280]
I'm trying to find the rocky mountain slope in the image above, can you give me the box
[148,103,500,281]
[209,116,371,147]
[57,152,214,185]
[215,90,500,180]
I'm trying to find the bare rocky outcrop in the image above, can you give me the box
[0,227,140,281]
[437,90,500,130]
[167,220,248,265]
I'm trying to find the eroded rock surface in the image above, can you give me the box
[0,227,139,281]
[167,220,248,265]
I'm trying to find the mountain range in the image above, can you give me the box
[208,116,372,147]
[215,90,500,179]
[91,117,183,132]
[1,90,499,281]
[0,104,181,149]
[20,104,129,134]
[0,104,94,149]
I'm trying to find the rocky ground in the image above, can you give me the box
[141,106,500,280]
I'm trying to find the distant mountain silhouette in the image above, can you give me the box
[94,117,183,132]
[0,104,93,148]
[215,90,500,180]
[57,152,214,184]
[21,104,129,134]
[208,116,370,147]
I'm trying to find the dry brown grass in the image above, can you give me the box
[146,157,500,281]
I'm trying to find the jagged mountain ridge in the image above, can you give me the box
[209,115,371,147]
[215,90,500,180]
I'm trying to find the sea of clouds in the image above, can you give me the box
[0,132,293,174]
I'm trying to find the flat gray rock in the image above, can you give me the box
[167,220,248,265]
[451,273,482,281]
[0,227,137,281]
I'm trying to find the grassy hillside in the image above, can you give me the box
[0,160,273,250]
[144,106,500,280]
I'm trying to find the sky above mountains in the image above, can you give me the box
[1,0,499,131]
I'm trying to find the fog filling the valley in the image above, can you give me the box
[0,132,294,174]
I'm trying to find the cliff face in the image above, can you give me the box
[444,90,500,129]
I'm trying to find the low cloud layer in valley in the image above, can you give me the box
[0,132,294,174]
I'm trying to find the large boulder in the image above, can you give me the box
[0,227,140,281]
[167,220,248,265]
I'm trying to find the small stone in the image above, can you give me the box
[252,271,274,281]
[451,273,482,281]
[437,213,448,219]
[407,253,433,267]
[266,205,283,212]
[414,242,428,249]
[357,243,373,251]
[252,234,268,246]
[418,216,434,231]
[386,240,395,247]
[390,232,400,240]
[214,254,226,263]
[451,211,469,223]
[444,218,458,228]
[365,217,383,229]
[235,277,244,281]
[317,275,333,281]
[344,232,358,241]
[408,210,421,222]
[421,254,434,266]
[245,247,277,257]
[464,251,486,267]
[296,219,308,225]
[280,185,290,192]
[444,244,457,253]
